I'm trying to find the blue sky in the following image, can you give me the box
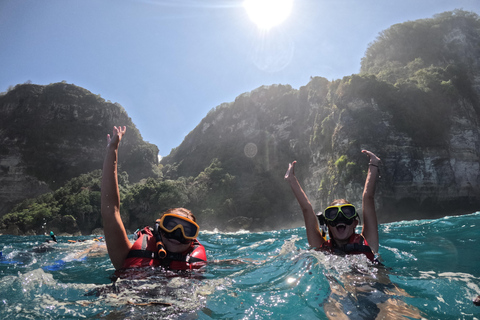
[1,0,479,157]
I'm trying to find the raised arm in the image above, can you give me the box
[101,126,132,270]
[361,150,380,253]
[285,161,325,248]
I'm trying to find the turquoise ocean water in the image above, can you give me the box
[1,212,479,319]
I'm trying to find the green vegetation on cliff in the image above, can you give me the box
[0,159,237,234]
[1,170,106,235]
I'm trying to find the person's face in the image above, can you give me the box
[328,219,358,242]
[161,211,194,253]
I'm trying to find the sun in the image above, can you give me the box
[243,0,293,30]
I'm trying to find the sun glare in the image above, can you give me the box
[244,0,293,30]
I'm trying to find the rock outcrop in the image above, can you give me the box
[0,82,159,217]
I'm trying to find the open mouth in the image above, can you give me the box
[335,223,346,232]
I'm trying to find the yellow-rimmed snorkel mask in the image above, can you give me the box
[323,204,358,226]
[157,213,200,240]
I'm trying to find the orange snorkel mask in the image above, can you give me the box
[157,213,200,242]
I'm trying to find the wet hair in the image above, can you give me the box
[161,208,196,222]
[329,199,351,206]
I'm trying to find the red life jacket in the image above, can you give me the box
[321,233,376,262]
[121,226,207,270]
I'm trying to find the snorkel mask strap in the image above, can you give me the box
[153,221,167,259]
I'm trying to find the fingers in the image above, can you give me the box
[112,126,126,137]
[362,150,381,164]
[114,126,126,133]
[284,161,297,179]
[107,126,126,148]
[362,149,375,158]
[284,166,290,179]
[113,126,126,136]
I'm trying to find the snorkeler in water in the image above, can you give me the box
[285,150,380,261]
[101,126,207,273]
[285,151,424,318]
[48,231,57,242]
[30,231,58,253]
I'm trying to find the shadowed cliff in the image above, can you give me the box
[0,82,160,220]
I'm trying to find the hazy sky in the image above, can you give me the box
[1,0,479,157]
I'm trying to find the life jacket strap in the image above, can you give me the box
[126,249,158,259]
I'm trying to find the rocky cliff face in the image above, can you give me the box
[351,9,480,220]
[0,82,159,217]
[0,144,51,216]
[306,96,480,222]
[162,11,480,227]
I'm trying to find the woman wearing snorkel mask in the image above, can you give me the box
[101,126,206,272]
[285,150,380,262]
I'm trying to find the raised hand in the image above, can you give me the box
[284,161,297,180]
[106,126,126,149]
[362,150,381,166]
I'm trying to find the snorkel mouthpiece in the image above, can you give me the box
[328,215,355,227]
[163,228,190,244]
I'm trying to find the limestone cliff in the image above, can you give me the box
[161,10,480,227]
[0,82,159,217]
